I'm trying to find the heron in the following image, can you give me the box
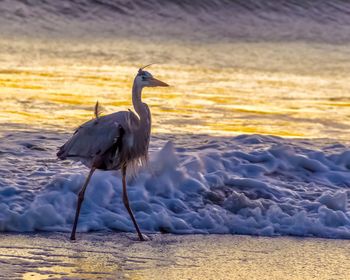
[57,66,169,241]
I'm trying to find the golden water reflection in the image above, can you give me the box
[0,38,349,139]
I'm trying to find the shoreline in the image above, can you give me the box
[1,233,350,280]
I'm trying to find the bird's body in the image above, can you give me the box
[57,109,149,171]
[57,67,168,241]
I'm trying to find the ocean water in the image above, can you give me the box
[0,0,349,239]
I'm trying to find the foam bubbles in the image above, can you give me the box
[0,132,350,238]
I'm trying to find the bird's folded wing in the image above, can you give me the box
[57,115,122,160]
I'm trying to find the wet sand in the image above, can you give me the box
[1,233,349,280]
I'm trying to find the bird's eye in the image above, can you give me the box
[142,76,146,81]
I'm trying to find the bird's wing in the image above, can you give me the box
[57,111,136,161]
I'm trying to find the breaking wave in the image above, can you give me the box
[1,131,350,239]
[1,0,350,42]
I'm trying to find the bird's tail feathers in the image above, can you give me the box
[94,100,103,119]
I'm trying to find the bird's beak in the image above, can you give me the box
[149,77,169,87]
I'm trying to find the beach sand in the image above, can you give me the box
[1,233,349,280]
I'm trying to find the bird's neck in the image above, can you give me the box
[132,83,151,126]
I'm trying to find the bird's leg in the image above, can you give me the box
[70,167,96,241]
[122,166,145,241]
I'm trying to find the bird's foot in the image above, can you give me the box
[139,233,150,241]
[70,235,76,241]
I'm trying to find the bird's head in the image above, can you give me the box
[135,66,169,88]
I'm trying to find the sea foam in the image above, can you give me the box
[0,132,349,238]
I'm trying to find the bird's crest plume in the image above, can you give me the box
[138,63,154,74]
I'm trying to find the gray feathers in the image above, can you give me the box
[94,100,102,119]
[57,69,167,174]
[57,110,148,171]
